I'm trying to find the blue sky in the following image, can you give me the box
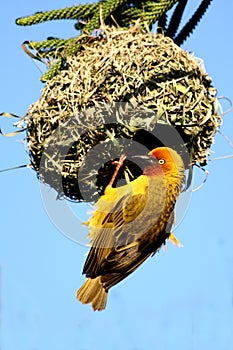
[0,1,233,349]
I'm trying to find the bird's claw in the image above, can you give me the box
[109,154,127,186]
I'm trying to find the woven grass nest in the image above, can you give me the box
[24,24,221,202]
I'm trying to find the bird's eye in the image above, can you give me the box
[158,159,165,165]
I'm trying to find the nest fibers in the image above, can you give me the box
[22,24,221,202]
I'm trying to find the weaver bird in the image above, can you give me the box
[77,147,185,310]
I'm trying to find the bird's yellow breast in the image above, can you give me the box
[88,175,149,229]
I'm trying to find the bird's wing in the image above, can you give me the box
[83,175,169,280]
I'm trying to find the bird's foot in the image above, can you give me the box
[109,154,126,187]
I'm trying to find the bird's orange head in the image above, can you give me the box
[144,147,185,177]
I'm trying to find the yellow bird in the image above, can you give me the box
[77,147,185,311]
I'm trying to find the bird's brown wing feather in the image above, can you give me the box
[84,191,147,277]
[83,176,170,286]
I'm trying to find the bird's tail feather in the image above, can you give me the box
[76,277,107,311]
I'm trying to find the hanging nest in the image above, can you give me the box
[22,24,221,202]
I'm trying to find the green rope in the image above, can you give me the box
[85,0,128,32]
[27,38,78,59]
[65,39,84,57]
[144,0,178,18]
[16,3,98,26]
[16,0,212,81]
[41,58,64,82]
[29,38,70,50]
